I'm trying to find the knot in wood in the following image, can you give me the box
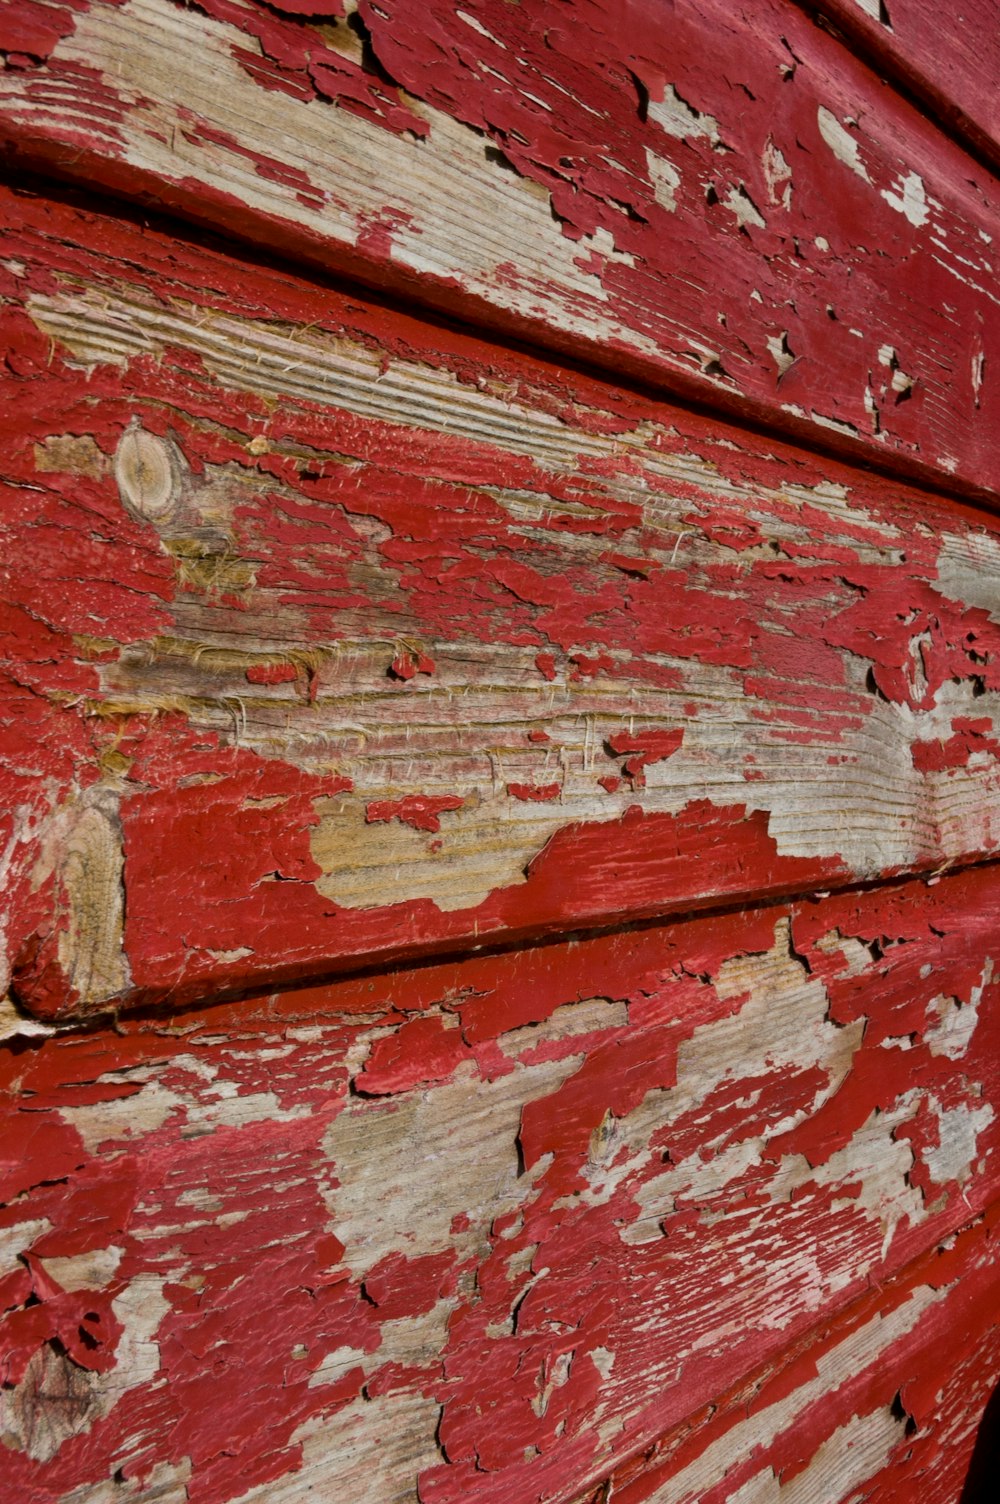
[114,426,181,525]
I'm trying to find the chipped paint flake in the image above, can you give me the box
[817,106,872,181]
[648,83,721,144]
[882,170,930,227]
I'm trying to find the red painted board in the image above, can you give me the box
[806,0,1000,175]
[2,865,1000,1501]
[0,0,999,500]
[8,185,1000,1017]
[600,1211,1000,1504]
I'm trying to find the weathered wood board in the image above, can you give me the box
[809,0,1000,175]
[7,185,1000,1018]
[2,867,1000,1501]
[4,1,1000,1499]
[1,0,999,498]
[604,1214,1000,1504]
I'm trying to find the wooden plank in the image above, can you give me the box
[2,866,999,1501]
[8,185,1000,1017]
[806,0,1000,175]
[1,0,999,499]
[597,1215,1000,1503]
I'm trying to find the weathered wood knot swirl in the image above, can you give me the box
[114,424,181,525]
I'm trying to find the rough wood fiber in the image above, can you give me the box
[1,0,999,498]
[2,868,1000,1502]
[8,186,1000,1018]
[596,1222,1000,1503]
[4,5,1000,1496]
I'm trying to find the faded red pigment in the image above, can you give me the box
[1,0,999,497]
[6,190,1000,1018]
[3,873,1000,1499]
[2,2,1000,1501]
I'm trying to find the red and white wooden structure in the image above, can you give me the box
[1,2,1000,1499]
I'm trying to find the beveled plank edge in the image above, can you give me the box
[800,0,1000,181]
[1,138,997,518]
[10,847,1000,1029]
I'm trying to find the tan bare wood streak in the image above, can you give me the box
[8,182,1000,1012]
[1,0,999,501]
[3,868,1000,1500]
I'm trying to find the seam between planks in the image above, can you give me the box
[796,0,1000,182]
[12,848,1000,1032]
[567,1194,1000,1504]
[2,151,1000,520]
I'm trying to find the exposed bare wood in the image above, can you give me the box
[1,0,999,497]
[804,0,1000,176]
[2,868,999,1501]
[4,8,999,1497]
[6,188,1000,1015]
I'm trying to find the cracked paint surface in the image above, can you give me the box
[6,189,1000,1013]
[2,867,1000,1501]
[0,0,998,496]
[3,6,1000,1498]
[810,0,1000,182]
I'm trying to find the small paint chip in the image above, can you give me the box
[882,171,929,227]
[767,332,796,379]
[389,649,435,680]
[725,184,766,231]
[817,107,871,183]
[648,84,720,144]
[365,795,463,833]
[507,782,561,803]
[245,662,298,685]
[645,149,681,212]
[762,138,792,209]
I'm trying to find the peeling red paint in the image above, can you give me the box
[0,0,89,64]
[191,0,430,138]
[357,1014,473,1094]
[2,867,999,1499]
[6,186,1000,1015]
[244,661,299,685]
[809,0,1000,179]
[2,0,999,496]
[365,794,464,832]
[506,782,561,803]
[606,727,684,785]
[3,10,1000,1498]
[389,648,436,681]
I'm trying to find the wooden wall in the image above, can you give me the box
[2,2,1000,1500]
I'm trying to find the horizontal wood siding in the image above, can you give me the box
[3,868,1000,1500]
[1,0,998,498]
[3,3,999,1500]
[808,0,1000,174]
[6,187,1000,1016]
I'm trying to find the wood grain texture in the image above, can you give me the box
[4,4,1000,1499]
[807,0,1000,175]
[7,185,1000,1017]
[2,867,999,1502]
[595,1217,1000,1504]
[1,0,999,499]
